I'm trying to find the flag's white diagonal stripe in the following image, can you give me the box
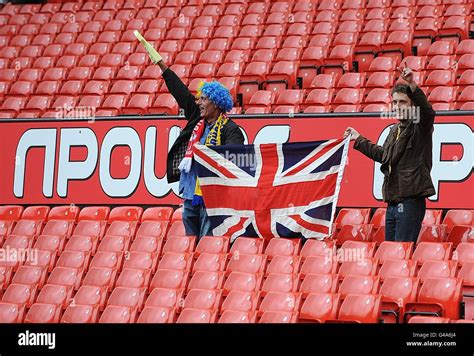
[280,139,337,177]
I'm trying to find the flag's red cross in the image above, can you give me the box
[194,141,341,239]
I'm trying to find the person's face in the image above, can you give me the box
[391,92,414,122]
[196,94,219,120]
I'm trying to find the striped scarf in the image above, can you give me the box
[178,113,228,206]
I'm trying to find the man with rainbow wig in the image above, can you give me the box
[156,57,244,238]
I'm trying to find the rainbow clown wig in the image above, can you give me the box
[196,81,233,113]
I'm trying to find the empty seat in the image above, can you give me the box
[61,304,98,323]
[412,242,453,264]
[337,294,382,323]
[418,261,458,282]
[99,305,134,323]
[299,293,341,322]
[378,259,417,280]
[24,303,61,323]
[380,277,420,323]
[176,308,217,323]
[374,242,413,262]
[405,278,463,320]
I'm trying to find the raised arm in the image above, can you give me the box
[397,65,435,133]
[344,127,384,163]
[158,60,200,121]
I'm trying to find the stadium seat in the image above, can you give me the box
[418,260,458,282]
[300,239,336,260]
[300,256,338,276]
[259,292,302,315]
[261,273,300,295]
[48,266,81,291]
[453,243,474,266]
[337,294,382,323]
[336,224,374,244]
[188,271,225,291]
[374,242,413,262]
[36,284,69,309]
[408,316,451,323]
[380,277,420,323]
[74,220,107,240]
[299,293,342,323]
[24,303,61,323]
[56,251,89,275]
[82,267,117,292]
[443,210,473,234]
[182,289,222,311]
[61,304,99,323]
[145,287,183,310]
[218,310,256,323]
[412,242,453,264]
[230,237,265,255]
[417,224,447,243]
[195,236,230,256]
[265,255,302,275]
[378,259,417,280]
[2,284,35,313]
[226,253,267,275]
[176,308,217,323]
[334,208,371,232]
[137,307,176,323]
[162,236,196,254]
[405,278,463,320]
[447,226,474,247]
[0,302,21,323]
[135,221,167,241]
[265,238,302,259]
[99,305,134,323]
[193,253,227,273]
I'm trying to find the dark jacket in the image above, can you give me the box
[162,68,245,183]
[354,86,436,203]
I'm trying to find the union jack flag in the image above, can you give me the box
[194,138,350,241]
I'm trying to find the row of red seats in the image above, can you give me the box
[1,239,471,323]
[1,0,472,18]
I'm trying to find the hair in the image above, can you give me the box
[196,81,233,113]
[391,83,410,96]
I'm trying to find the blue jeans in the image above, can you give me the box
[182,199,213,238]
[385,197,426,243]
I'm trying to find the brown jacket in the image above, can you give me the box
[354,86,436,203]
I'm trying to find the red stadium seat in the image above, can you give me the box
[188,271,225,291]
[227,254,266,275]
[61,304,99,323]
[338,275,380,297]
[405,277,463,320]
[176,308,217,323]
[418,260,458,282]
[36,284,69,309]
[378,259,417,280]
[259,292,302,315]
[337,294,382,323]
[374,241,413,262]
[300,240,336,260]
[335,208,371,231]
[265,255,301,275]
[24,303,61,323]
[336,224,374,244]
[443,210,473,234]
[99,305,134,323]
[380,277,420,323]
[412,242,453,264]
[453,243,474,266]
[299,293,341,323]
[230,237,265,255]
[300,256,338,276]
[447,226,474,247]
[149,269,189,292]
[195,236,230,256]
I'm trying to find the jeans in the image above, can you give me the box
[182,199,213,238]
[385,197,426,243]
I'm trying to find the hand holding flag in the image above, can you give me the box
[134,30,163,64]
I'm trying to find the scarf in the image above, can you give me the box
[178,113,228,206]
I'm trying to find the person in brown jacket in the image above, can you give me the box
[344,66,436,243]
